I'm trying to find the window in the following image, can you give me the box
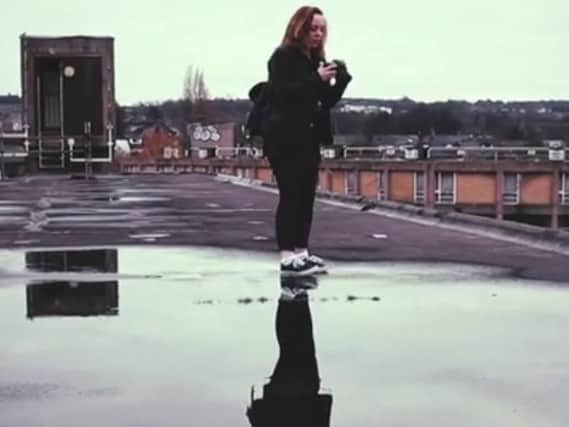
[414,171,425,204]
[346,170,359,195]
[561,173,569,205]
[503,173,520,205]
[317,171,326,191]
[377,171,385,200]
[436,172,455,204]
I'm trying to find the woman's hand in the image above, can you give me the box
[317,62,337,82]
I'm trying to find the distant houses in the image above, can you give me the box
[137,122,183,159]
[0,95,22,132]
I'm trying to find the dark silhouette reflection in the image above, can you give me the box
[246,276,332,427]
[24,248,119,318]
[25,249,118,273]
[26,281,119,318]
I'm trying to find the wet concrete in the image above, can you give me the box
[0,246,569,427]
[1,174,569,425]
[0,174,568,283]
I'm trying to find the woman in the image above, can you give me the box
[264,6,352,276]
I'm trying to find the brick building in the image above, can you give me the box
[187,122,237,158]
[138,122,183,160]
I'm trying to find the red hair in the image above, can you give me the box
[281,6,326,60]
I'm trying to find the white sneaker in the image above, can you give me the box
[307,253,325,268]
[297,251,327,274]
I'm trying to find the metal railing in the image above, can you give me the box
[0,135,114,160]
[0,124,115,178]
[343,145,414,160]
[67,138,113,163]
[0,126,30,179]
[426,146,567,161]
[214,146,262,159]
[325,145,568,162]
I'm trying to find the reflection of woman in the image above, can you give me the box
[246,277,332,427]
[264,6,352,276]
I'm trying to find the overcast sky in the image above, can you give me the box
[0,0,567,104]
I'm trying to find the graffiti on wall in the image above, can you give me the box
[189,124,221,143]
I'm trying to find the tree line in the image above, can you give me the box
[116,65,569,144]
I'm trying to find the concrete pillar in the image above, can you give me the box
[382,168,390,200]
[551,167,560,229]
[496,168,504,220]
[425,163,436,209]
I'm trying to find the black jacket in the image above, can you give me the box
[263,44,352,152]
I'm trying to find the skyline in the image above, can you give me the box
[0,0,567,104]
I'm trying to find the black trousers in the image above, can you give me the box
[268,145,321,251]
[246,299,331,427]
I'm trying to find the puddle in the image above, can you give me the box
[0,217,28,226]
[372,233,389,239]
[85,195,120,202]
[116,189,175,194]
[43,208,133,216]
[0,247,568,427]
[117,196,170,203]
[129,233,171,240]
[0,206,29,214]
[13,240,41,245]
[0,201,31,205]
[45,215,134,223]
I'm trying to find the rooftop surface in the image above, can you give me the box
[0,174,568,426]
[0,174,567,281]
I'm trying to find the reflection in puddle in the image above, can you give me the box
[26,249,118,273]
[24,248,119,318]
[246,276,332,427]
[0,246,567,426]
[26,281,119,318]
